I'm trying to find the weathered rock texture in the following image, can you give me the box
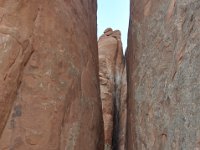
[118,66,127,150]
[127,0,200,149]
[0,0,104,150]
[98,28,126,150]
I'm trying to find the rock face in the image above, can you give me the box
[0,1,104,150]
[98,28,126,150]
[1,0,200,149]
[118,66,127,150]
[127,0,200,149]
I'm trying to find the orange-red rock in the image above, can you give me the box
[98,28,126,150]
[0,1,104,150]
[127,0,200,149]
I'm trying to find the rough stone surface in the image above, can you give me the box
[0,1,104,150]
[127,0,200,149]
[98,28,126,150]
[118,66,127,150]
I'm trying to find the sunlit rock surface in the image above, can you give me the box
[127,0,200,149]
[0,0,199,149]
[0,1,104,150]
[98,28,127,150]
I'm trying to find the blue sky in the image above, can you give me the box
[97,0,130,52]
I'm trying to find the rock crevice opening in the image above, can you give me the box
[0,0,199,150]
[98,28,127,150]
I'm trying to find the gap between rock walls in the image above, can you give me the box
[98,28,127,150]
[0,0,199,150]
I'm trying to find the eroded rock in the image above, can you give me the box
[0,1,104,150]
[98,28,126,150]
[127,0,200,149]
[118,66,127,150]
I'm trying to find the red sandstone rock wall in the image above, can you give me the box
[1,1,200,149]
[127,0,200,149]
[98,28,126,150]
[0,1,104,149]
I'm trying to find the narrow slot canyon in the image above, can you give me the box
[98,28,127,150]
[0,0,200,150]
